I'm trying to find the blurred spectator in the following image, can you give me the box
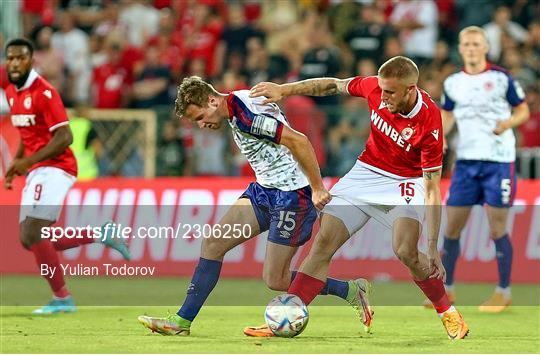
[524,21,540,76]
[156,119,194,176]
[327,97,371,176]
[183,2,224,77]
[517,87,540,147]
[299,16,342,127]
[327,0,362,43]
[193,126,229,176]
[119,0,160,47]
[33,26,66,93]
[483,6,528,62]
[132,45,171,108]
[216,3,259,74]
[454,0,496,30]
[245,37,289,86]
[52,11,91,104]
[390,0,438,65]
[66,0,107,33]
[21,0,53,37]
[257,0,299,56]
[355,58,378,77]
[345,3,392,66]
[509,0,538,29]
[382,36,404,61]
[92,41,130,108]
[501,48,536,89]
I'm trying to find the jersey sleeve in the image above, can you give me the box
[39,87,69,131]
[345,76,375,98]
[441,80,455,111]
[506,74,526,107]
[229,94,284,144]
[421,108,444,172]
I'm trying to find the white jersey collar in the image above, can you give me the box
[399,88,423,119]
[16,69,39,92]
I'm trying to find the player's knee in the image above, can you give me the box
[393,245,418,267]
[201,237,227,259]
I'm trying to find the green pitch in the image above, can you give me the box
[1,276,539,353]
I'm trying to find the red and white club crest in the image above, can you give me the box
[401,127,414,141]
[484,81,494,91]
[23,96,32,109]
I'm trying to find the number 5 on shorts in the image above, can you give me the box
[277,211,296,232]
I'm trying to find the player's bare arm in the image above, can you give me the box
[493,102,530,135]
[250,78,352,104]
[423,169,445,281]
[7,126,73,177]
[279,125,331,210]
[441,110,455,154]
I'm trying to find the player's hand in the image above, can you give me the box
[427,243,446,281]
[249,82,283,104]
[493,120,510,135]
[312,187,332,211]
[7,157,33,177]
[3,173,15,190]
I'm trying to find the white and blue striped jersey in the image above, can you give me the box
[226,90,309,191]
[442,64,526,163]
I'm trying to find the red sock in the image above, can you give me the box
[288,272,325,305]
[51,230,95,251]
[30,240,70,298]
[414,277,451,313]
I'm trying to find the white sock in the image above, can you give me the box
[438,305,456,318]
[495,286,511,298]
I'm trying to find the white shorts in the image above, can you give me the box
[323,161,425,235]
[19,167,76,223]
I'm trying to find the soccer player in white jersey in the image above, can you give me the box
[137,76,374,336]
[425,26,529,312]
[251,56,470,340]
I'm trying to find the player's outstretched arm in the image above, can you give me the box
[279,125,331,210]
[423,169,445,281]
[250,78,352,104]
[441,110,455,154]
[7,126,73,177]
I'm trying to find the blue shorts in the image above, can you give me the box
[447,160,517,208]
[240,182,317,247]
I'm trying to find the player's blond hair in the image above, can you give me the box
[459,26,489,43]
[378,56,419,85]
[175,76,220,117]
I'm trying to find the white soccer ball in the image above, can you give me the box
[264,294,309,338]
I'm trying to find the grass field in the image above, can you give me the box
[1,276,539,353]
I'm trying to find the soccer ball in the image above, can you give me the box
[264,294,309,338]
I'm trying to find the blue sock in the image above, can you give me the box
[291,271,348,300]
[442,237,460,287]
[177,258,222,322]
[494,235,513,288]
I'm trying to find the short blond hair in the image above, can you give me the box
[459,26,488,43]
[175,76,220,117]
[378,56,419,85]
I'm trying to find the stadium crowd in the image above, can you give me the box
[1,0,539,178]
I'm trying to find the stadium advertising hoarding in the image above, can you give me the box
[1,177,539,283]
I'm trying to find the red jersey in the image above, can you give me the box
[5,70,77,177]
[346,76,443,178]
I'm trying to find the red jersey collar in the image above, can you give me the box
[398,88,423,119]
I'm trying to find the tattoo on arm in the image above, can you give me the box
[423,170,441,180]
[291,79,348,96]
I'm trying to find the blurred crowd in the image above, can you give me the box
[1,0,539,178]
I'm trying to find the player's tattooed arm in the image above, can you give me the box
[250,78,352,104]
[423,169,441,180]
[283,78,352,97]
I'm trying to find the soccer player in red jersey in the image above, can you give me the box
[3,38,130,314]
[250,56,469,340]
